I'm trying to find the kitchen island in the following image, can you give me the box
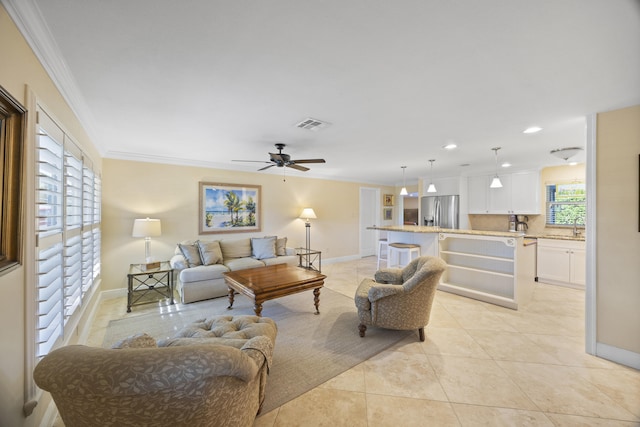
[368,225,536,309]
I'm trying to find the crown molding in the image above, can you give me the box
[1,0,105,154]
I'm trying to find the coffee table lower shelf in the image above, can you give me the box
[224,264,327,317]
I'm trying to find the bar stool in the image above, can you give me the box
[388,243,421,268]
[377,237,389,269]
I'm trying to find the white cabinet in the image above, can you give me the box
[467,171,540,215]
[467,175,489,213]
[488,174,512,213]
[421,176,461,196]
[511,172,540,213]
[537,238,585,288]
[438,233,535,309]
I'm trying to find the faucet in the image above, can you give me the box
[573,218,580,237]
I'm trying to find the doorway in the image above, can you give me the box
[359,187,379,257]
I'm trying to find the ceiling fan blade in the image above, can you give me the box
[290,158,326,164]
[258,164,276,171]
[232,160,272,164]
[287,164,310,172]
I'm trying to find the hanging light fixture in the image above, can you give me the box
[399,166,408,195]
[427,159,437,193]
[490,147,503,188]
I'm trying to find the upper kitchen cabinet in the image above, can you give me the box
[421,176,462,196]
[467,171,540,214]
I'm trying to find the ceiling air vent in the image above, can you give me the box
[295,117,330,131]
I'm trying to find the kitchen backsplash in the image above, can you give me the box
[468,214,546,234]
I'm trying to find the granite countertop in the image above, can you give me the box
[367,225,526,238]
[525,233,586,242]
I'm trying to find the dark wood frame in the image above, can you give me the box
[0,85,25,273]
[199,182,262,234]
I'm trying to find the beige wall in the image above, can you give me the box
[0,5,101,427]
[596,105,640,354]
[102,158,393,291]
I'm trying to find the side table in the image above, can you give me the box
[296,248,322,272]
[127,261,175,312]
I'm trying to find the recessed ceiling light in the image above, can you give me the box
[569,162,578,166]
[443,143,457,150]
[501,162,511,168]
[523,126,542,134]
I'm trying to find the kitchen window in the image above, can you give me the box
[546,182,586,226]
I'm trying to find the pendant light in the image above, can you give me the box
[427,159,437,193]
[399,166,408,195]
[490,147,503,188]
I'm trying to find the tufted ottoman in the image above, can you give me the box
[160,315,278,348]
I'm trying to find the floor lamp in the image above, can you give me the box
[299,208,317,259]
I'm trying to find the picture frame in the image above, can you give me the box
[199,182,261,234]
[383,194,394,206]
[383,207,393,221]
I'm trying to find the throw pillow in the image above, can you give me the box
[276,237,287,256]
[111,333,157,349]
[265,235,287,256]
[220,238,252,259]
[251,236,277,260]
[197,240,223,265]
[178,243,202,267]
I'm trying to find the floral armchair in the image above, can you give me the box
[354,256,447,341]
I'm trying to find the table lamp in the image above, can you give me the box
[132,217,162,269]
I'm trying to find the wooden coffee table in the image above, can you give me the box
[224,263,327,316]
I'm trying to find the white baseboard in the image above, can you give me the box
[596,342,640,369]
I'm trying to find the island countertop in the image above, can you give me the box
[367,224,526,239]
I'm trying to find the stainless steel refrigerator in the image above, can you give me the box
[421,195,460,229]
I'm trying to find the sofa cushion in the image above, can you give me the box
[180,264,229,282]
[197,240,223,265]
[261,254,298,267]
[178,243,202,267]
[220,238,252,259]
[251,236,276,259]
[224,257,265,270]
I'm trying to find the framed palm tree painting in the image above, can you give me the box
[199,182,261,234]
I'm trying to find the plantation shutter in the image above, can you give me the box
[35,111,64,358]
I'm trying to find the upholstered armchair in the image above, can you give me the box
[34,327,275,427]
[355,256,447,341]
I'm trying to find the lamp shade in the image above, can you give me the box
[132,218,162,237]
[490,176,503,188]
[299,208,317,220]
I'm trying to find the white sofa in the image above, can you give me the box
[170,236,298,303]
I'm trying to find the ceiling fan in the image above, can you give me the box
[233,143,326,172]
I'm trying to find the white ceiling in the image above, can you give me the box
[7,0,640,186]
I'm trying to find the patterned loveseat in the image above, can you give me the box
[34,316,277,427]
[170,236,298,303]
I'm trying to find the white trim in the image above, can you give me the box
[585,113,597,355]
[595,343,640,370]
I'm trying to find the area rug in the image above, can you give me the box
[103,288,411,414]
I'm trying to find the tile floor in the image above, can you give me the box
[79,256,639,427]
